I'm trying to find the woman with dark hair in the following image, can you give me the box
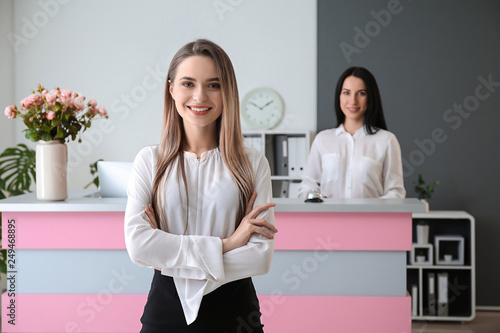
[125,39,277,332]
[299,66,405,199]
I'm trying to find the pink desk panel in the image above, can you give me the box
[2,212,125,250]
[2,211,411,251]
[275,212,411,251]
[1,293,411,333]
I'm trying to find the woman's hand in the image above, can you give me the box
[222,191,277,253]
[144,204,158,229]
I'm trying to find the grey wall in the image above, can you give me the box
[318,0,500,306]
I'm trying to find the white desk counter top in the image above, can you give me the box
[0,190,426,213]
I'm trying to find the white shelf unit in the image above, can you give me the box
[408,211,476,322]
[243,131,310,198]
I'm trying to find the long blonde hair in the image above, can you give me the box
[151,39,254,232]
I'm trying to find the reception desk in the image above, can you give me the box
[1,192,424,332]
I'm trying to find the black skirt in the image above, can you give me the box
[140,269,264,333]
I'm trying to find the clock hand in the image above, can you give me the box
[262,100,274,108]
[250,102,262,109]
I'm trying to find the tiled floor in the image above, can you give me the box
[412,311,500,333]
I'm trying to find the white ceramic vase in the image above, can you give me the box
[36,140,68,201]
[416,224,429,244]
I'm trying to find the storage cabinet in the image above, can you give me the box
[408,211,475,321]
[243,131,310,198]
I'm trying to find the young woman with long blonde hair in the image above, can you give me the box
[124,39,277,332]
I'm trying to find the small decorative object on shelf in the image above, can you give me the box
[4,84,108,201]
[413,173,439,213]
[435,235,464,265]
[416,219,429,244]
[411,243,433,265]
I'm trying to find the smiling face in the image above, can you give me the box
[169,55,223,133]
[339,75,368,127]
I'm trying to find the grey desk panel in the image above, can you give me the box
[16,250,153,294]
[253,250,407,297]
[17,249,406,297]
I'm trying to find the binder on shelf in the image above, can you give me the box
[280,181,289,198]
[274,135,288,176]
[411,285,418,317]
[288,182,301,199]
[288,136,307,178]
[427,273,436,315]
[437,273,449,316]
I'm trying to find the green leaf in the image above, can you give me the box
[40,132,53,142]
[83,159,102,189]
[57,126,64,138]
[0,144,36,196]
[27,130,39,142]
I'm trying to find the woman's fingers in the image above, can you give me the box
[250,223,276,239]
[249,219,278,234]
[144,204,158,229]
[222,192,277,253]
[246,202,276,220]
[223,217,277,253]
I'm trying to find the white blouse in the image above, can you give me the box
[124,146,275,325]
[298,125,406,199]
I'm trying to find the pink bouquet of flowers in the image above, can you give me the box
[4,84,108,143]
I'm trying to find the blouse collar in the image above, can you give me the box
[183,147,220,160]
[335,124,367,138]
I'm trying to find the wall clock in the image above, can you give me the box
[241,87,284,130]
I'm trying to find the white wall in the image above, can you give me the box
[0,0,15,153]
[1,0,316,189]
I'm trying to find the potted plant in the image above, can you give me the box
[416,249,427,263]
[84,159,103,189]
[4,84,108,200]
[413,173,439,213]
[416,220,429,244]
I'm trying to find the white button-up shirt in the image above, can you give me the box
[299,125,406,199]
[124,146,275,324]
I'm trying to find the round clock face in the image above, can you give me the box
[241,88,284,130]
